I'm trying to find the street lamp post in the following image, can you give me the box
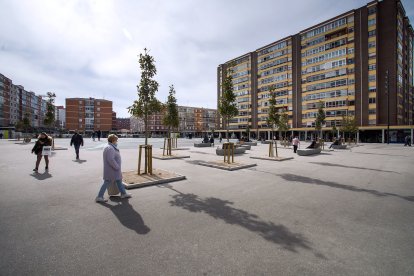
[385,70,390,144]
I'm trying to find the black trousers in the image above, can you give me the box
[293,145,298,153]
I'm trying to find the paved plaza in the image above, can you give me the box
[0,138,413,275]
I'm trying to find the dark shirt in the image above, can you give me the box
[32,137,52,154]
[70,133,84,146]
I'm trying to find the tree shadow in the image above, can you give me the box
[100,198,150,235]
[185,159,206,165]
[73,159,87,163]
[168,191,316,253]
[189,151,211,155]
[352,152,409,157]
[309,162,400,174]
[30,172,52,180]
[278,173,414,202]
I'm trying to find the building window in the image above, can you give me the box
[369,119,376,125]
[368,41,376,48]
[369,97,376,104]
[368,75,376,82]
[368,6,376,15]
[97,101,100,105]
[368,64,376,70]
[368,109,376,114]
[97,108,100,111]
[368,19,376,26]
[368,30,376,37]
[79,101,83,104]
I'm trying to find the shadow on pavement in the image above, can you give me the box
[101,198,150,235]
[73,159,87,164]
[167,188,319,254]
[352,151,409,157]
[31,172,52,180]
[309,162,400,174]
[278,173,414,202]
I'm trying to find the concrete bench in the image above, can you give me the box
[243,142,258,146]
[216,147,247,156]
[194,143,212,147]
[238,144,251,150]
[331,144,347,149]
[296,147,322,156]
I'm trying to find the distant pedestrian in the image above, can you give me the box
[292,136,300,153]
[96,134,132,203]
[92,131,96,142]
[219,135,222,143]
[31,132,52,172]
[97,130,102,141]
[70,130,84,160]
[404,135,411,146]
[0,132,3,139]
[209,136,214,146]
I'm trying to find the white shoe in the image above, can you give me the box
[95,197,108,203]
[120,193,132,199]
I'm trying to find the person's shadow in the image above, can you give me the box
[101,198,150,235]
[30,171,52,180]
[73,159,87,164]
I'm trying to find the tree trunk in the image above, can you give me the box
[226,117,230,142]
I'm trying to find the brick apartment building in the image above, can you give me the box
[65,98,113,133]
[218,0,414,142]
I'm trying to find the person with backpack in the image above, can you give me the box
[70,130,84,160]
[31,132,52,172]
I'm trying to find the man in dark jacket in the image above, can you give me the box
[70,130,84,159]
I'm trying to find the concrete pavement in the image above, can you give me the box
[0,138,413,275]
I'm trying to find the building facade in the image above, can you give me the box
[217,0,414,142]
[55,106,66,129]
[130,106,217,137]
[116,118,131,130]
[0,73,50,131]
[65,98,112,132]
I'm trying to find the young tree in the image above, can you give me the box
[267,86,280,140]
[340,115,359,142]
[267,86,280,157]
[128,48,162,145]
[278,107,290,141]
[163,85,179,138]
[315,100,326,139]
[218,66,238,142]
[43,92,56,132]
[331,125,338,140]
[22,109,31,137]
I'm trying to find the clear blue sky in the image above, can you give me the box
[1,0,413,117]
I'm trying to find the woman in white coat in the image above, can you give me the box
[96,134,132,202]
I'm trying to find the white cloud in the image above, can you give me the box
[1,0,413,117]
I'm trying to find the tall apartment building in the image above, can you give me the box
[217,0,413,142]
[55,106,66,129]
[0,73,49,130]
[65,98,112,132]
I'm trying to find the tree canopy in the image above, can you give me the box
[218,65,238,141]
[128,48,162,145]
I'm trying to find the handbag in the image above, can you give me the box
[41,146,52,156]
[107,181,120,196]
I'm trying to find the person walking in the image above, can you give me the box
[97,130,102,141]
[70,130,84,160]
[96,134,131,202]
[292,136,300,153]
[404,135,411,146]
[31,132,52,172]
[92,131,96,142]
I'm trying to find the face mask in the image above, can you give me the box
[112,142,118,148]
